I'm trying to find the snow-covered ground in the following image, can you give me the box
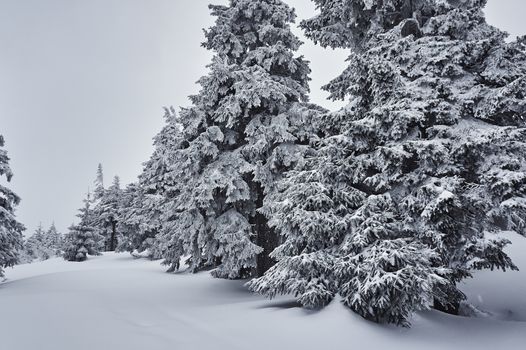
[1,232,525,350]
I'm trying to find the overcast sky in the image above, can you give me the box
[0,0,524,235]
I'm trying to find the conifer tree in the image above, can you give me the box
[96,176,122,251]
[139,108,189,269]
[249,0,526,325]
[0,135,24,277]
[118,182,163,259]
[63,191,103,262]
[93,163,105,200]
[141,107,182,198]
[158,0,321,278]
[119,108,182,261]
[24,223,52,261]
[45,223,63,256]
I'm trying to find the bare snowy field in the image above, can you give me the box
[1,232,525,350]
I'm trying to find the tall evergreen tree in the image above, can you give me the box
[45,223,63,256]
[63,191,103,262]
[158,0,322,278]
[118,182,163,259]
[249,0,526,325]
[139,108,189,269]
[118,108,182,261]
[87,163,123,252]
[93,163,105,200]
[96,176,122,251]
[0,135,24,277]
[24,223,51,261]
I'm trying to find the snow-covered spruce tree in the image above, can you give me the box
[140,108,195,270]
[118,108,183,261]
[93,163,105,200]
[45,223,63,256]
[95,176,122,251]
[24,224,53,261]
[24,224,42,261]
[159,0,321,278]
[0,135,24,277]
[63,191,103,262]
[249,0,526,325]
[117,182,163,259]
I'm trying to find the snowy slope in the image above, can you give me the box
[1,233,525,350]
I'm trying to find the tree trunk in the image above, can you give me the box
[254,182,278,277]
[110,221,117,251]
[433,284,463,315]
[433,298,460,315]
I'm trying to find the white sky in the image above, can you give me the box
[0,0,524,235]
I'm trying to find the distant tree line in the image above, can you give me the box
[19,223,63,263]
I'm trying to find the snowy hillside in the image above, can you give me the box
[1,232,525,350]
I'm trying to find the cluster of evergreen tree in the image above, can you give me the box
[100,0,324,278]
[63,165,122,261]
[61,0,525,326]
[63,190,105,262]
[0,134,24,278]
[20,223,63,262]
[63,162,165,262]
